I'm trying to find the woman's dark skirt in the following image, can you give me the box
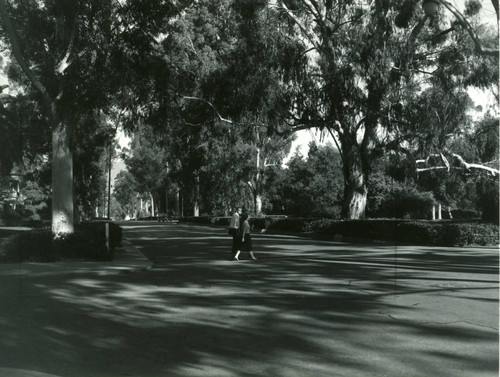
[241,233,253,251]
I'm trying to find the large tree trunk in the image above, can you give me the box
[342,176,367,219]
[149,192,155,217]
[52,123,74,237]
[255,194,262,215]
[341,135,368,220]
[193,173,200,217]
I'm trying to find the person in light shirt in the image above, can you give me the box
[229,207,242,259]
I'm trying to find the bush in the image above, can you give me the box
[267,217,317,233]
[0,222,123,263]
[263,217,498,246]
[479,191,499,224]
[451,209,481,220]
[316,219,498,246]
[249,217,274,230]
[376,188,435,219]
[211,217,231,226]
[0,230,56,263]
[179,216,213,224]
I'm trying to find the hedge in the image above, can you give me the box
[179,216,277,229]
[0,221,122,263]
[175,215,498,246]
[315,219,498,246]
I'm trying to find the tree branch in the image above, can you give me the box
[451,153,499,175]
[0,0,54,114]
[438,0,499,57]
[416,153,499,175]
[181,96,233,124]
[276,0,320,50]
[56,9,79,75]
[326,126,343,159]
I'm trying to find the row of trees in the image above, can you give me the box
[0,0,498,235]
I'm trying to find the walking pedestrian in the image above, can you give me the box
[229,206,242,258]
[234,213,257,261]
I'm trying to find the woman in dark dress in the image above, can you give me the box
[233,213,257,261]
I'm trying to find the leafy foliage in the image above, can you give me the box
[273,143,343,217]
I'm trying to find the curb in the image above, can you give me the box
[113,238,153,271]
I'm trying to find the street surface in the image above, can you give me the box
[0,221,497,377]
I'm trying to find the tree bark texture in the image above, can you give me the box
[340,133,368,220]
[175,190,180,215]
[0,0,76,237]
[52,123,74,236]
[255,194,262,216]
[193,174,200,217]
[149,193,155,216]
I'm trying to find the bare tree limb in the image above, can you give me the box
[416,152,499,175]
[181,96,233,124]
[326,126,343,159]
[438,0,499,57]
[451,153,500,175]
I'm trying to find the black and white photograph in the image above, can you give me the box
[0,0,498,376]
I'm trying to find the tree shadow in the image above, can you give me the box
[0,222,497,377]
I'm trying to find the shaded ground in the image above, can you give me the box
[0,221,497,377]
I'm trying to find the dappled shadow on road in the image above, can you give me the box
[0,222,497,377]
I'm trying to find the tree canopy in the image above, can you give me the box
[0,0,498,227]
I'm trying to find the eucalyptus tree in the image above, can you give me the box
[0,0,190,235]
[275,142,344,217]
[275,0,498,219]
[202,0,301,214]
[124,124,169,217]
[130,0,295,215]
[113,170,141,219]
[0,0,116,235]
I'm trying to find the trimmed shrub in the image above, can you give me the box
[0,222,123,263]
[479,192,499,225]
[0,230,56,263]
[267,217,317,233]
[179,216,213,224]
[211,217,231,226]
[451,209,481,220]
[316,219,498,246]
[377,188,435,219]
[434,222,499,246]
[249,217,274,230]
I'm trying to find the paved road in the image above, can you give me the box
[121,221,499,377]
[0,221,497,377]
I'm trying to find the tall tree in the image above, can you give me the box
[276,0,498,219]
[0,0,115,235]
[276,142,344,217]
[124,125,168,216]
[0,0,187,235]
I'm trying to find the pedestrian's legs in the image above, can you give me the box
[231,230,240,259]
